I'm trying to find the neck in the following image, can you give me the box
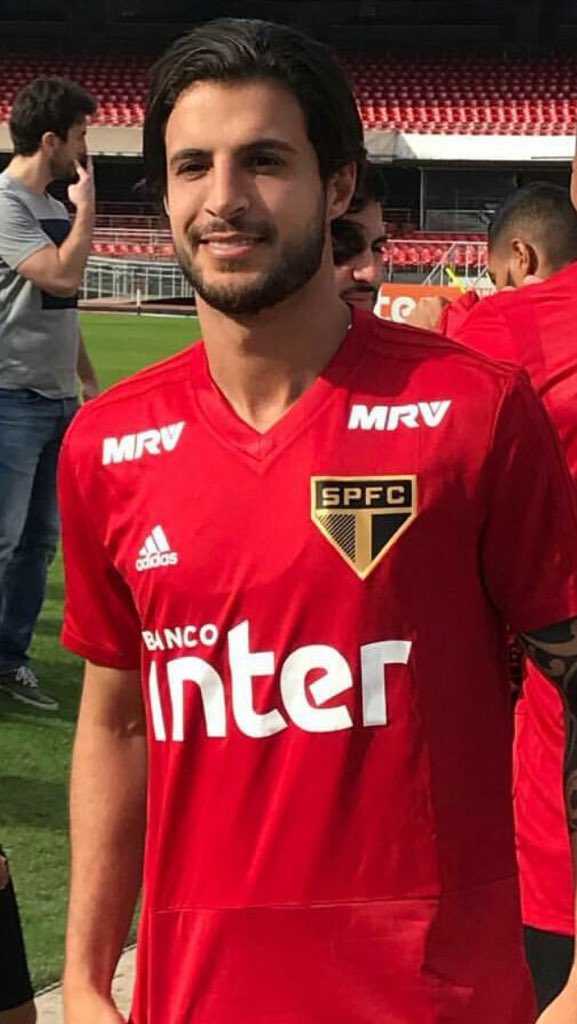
[6,154,51,195]
[198,256,352,433]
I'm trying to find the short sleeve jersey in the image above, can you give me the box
[60,310,577,1024]
[445,264,577,935]
[0,171,79,398]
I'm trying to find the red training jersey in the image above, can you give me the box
[60,309,577,1022]
[444,262,577,935]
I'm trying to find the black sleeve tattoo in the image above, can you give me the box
[519,617,577,833]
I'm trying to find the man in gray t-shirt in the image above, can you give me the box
[0,76,98,713]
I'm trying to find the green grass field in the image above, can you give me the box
[1,312,201,992]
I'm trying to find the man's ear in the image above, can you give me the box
[511,238,538,277]
[326,162,357,222]
[40,130,58,155]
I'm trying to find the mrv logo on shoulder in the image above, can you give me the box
[103,421,185,465]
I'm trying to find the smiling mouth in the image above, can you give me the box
[199,234,263,256]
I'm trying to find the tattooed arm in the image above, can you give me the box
[518,617,577,1022]
[520,617,577,834]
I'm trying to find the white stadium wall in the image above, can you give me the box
[0,122,574,162]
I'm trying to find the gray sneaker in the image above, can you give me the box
[0,666,59,711]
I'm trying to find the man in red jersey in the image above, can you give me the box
[408,181,577,1015]
[59,21,577,1024]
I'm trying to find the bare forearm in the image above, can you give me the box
[520,618,577,962]
[76,334,98,387]
[520,619,577,834]
[56,207,94,294]
[64,673,147,1002]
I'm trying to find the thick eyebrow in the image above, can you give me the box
[169,138,297,169]
[371,234,388,250]
[241,138,297,156]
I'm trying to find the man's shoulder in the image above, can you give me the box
[0,174,66,218]
[468,264,577,322]
[64,342,199,457]
[358,309,518,385]
[455,270,577,357]
[0,173,21,206]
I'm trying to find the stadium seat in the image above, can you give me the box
[1,53,575,135]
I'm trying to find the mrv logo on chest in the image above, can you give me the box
[348,401,451,431]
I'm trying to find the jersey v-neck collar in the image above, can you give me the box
[190,309,365,465]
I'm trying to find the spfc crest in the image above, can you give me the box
[311,476,417,579]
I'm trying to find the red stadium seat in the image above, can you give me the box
[7,52,572,139]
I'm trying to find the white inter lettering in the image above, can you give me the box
[146,629,413,740]
[228,620,287,738]
[360,640,413,726]
[149,662,167,741]
[167,656,226,739]
[280,645,354,732]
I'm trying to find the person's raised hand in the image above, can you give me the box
[68,156,95,215]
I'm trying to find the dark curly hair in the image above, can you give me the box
[9,76,96,156]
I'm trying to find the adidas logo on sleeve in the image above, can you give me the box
[136,526,179,571]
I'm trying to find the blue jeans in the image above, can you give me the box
[0,390,78,668]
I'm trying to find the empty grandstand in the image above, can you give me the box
[0,0,575,304]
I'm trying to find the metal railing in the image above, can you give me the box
[80,257,193,303]
[422,240,487,285]
[81,240,490,302]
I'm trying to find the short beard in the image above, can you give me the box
[175,201,327,316]
[49,156,76,184]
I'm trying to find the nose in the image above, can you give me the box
[204,158,249,222]
[352,248,382,288]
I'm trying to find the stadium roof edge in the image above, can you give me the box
[0,123,574,164]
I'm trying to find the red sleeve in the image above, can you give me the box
[58,435,142,669]
[451,296,517,361]
[437,291,481,340]
[480,369,577,633]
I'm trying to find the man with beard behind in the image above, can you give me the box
[0,77,98,710]
[332,162,387,311]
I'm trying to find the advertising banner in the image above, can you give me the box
[376,283,463,323]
